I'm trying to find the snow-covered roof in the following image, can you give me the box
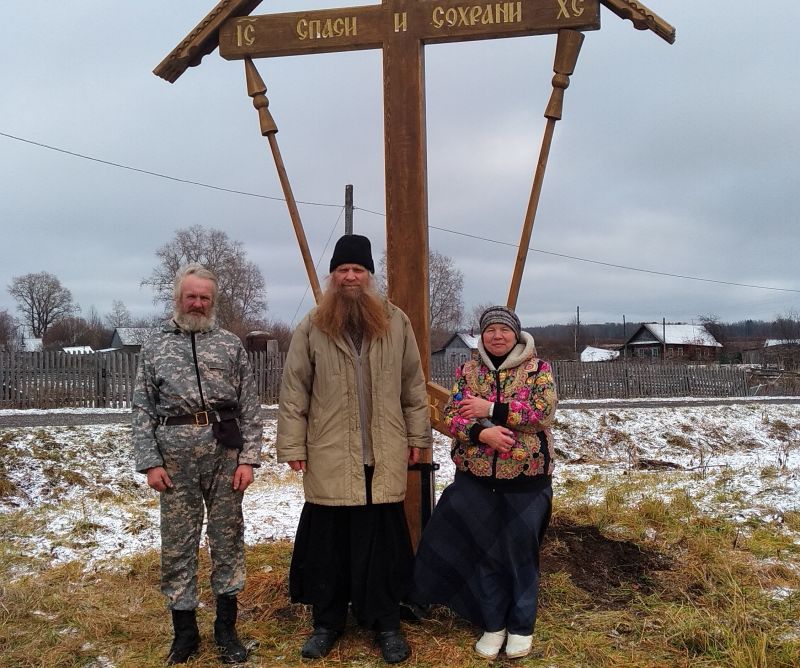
[434,332,479,353]
[580,346,620,362]
[63,346,93,354]
[455,333,479,349]
[113,327,156,346]
[631,323,722,347]
[764,339,800,348]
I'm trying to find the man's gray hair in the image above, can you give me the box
[173,263,218,303]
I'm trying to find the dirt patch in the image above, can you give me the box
[541,518,671,607]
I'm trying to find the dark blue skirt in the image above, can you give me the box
[411,471,552,635]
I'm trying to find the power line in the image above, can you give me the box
[426,226,800,294]
[354,205,800,295]
[0,131,340,209]
[3,130,798,295]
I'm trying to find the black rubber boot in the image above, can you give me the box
[376,629,411,664]
[214,595,249,664]
[300,627,341,659]
[167,609,200,664]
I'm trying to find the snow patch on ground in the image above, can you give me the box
[1,402,799,579]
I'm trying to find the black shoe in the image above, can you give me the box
[214,595,249,664]
[376,629,410,664]
[300,627,340,659]
[167,609,200,664]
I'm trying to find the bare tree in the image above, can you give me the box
[262,319,295,352]
[697,313,725,345]
[428,250,464,334]
[774,309,800,342]
[377,249,464,336]
[8,271,77,337]
[105,300,132,329]
[44,308,114,351]
[43,315,88,349]
[0,309,21,352]
[141,225,267,331]
[466,302,495,334]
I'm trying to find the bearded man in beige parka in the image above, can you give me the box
[277,234,431,665]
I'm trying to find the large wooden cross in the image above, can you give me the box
[217,0,600,372]
[155,0,674,545]
[225,1,603,547]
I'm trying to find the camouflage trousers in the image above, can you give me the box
[159,428,245,610]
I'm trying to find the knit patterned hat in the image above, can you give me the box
[479,306,522,340]
[329,234,375,274]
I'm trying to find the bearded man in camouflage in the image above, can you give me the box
[133,263,263,665]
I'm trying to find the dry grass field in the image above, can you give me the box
[1,402,800,666]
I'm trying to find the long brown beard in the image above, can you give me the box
[313,280,389,342]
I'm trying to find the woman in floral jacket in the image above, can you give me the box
[410,305,557,661]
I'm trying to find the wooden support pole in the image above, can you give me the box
[244,57,322,303]
[507,30,584,310]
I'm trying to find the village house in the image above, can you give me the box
[621,323,722,362]
[742,339,800,371]
[431,332,479,370]
[109,327,157,354]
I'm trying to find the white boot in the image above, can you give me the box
[505,633,533,659]
[474,629,506,659]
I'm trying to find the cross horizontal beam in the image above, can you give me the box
[219,0,600,60]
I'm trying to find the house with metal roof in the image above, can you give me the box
[621,323,722,362]
[431,332,479,367]
[109,327,157,353]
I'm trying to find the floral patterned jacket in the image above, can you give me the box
[444,331,557,484]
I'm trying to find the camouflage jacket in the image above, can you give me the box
[132,320,263,473]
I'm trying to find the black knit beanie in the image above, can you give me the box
[329,234,375,274]
[479,305,522,340]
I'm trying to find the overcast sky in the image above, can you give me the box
[1,1,798,331]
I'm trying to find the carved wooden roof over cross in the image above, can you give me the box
[154,0,265,83]
[154,0,674,83]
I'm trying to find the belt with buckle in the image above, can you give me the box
[160,408,237,426]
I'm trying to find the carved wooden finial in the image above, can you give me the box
[244,58,278,136]
[545,30,585,121]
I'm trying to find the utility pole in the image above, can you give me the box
[344,184,353,235]
[622,314,627,361]
[574,305,580,356]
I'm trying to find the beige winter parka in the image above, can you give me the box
[276,300,431,505]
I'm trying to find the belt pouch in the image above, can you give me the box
[212,418,244,451]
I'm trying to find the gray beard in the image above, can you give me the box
[173,309,216,333]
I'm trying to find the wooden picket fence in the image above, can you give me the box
[248,350,285,406]
[550,361,748,399]
[0,351,285,409]
[0,351,749,410]
[430,357,749,399]
[0,351,141,409]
